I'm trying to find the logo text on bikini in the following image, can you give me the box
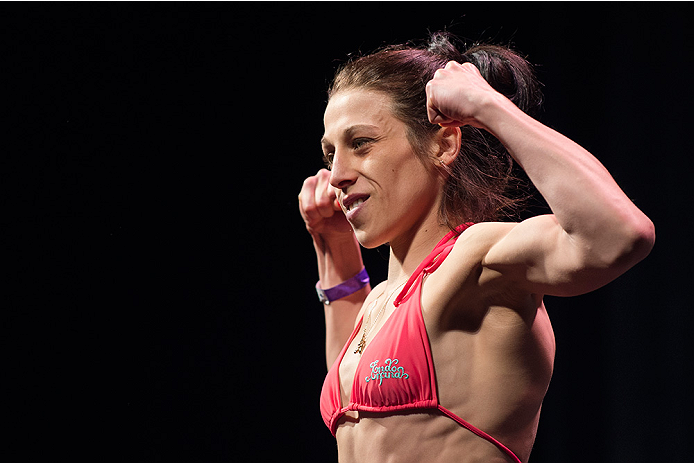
[365,358,410,386]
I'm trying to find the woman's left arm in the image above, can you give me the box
[427,61,655,296]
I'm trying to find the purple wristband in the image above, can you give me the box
[316,267,370,304]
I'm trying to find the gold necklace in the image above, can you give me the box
[354,281,407,355]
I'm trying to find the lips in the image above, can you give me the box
[346,198,366,211]
[341,194,370,218]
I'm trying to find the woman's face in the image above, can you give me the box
[322,89,442,249]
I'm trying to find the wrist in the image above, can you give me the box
[474,92,524,139]
[316,267,369,304]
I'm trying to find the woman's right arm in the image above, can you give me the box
[299,169,370,368]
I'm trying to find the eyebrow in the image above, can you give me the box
[321,124,379,147]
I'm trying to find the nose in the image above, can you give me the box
[329,152,358,190]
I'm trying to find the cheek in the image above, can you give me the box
[354,166,437,249]
[388,157,436,199]
[377,160,439,221]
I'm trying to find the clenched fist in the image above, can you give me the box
[425,61,499,131]
[298,168,353,239]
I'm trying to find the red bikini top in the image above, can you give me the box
[319,223,521,463]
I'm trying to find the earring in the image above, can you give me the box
[438,159,452,174]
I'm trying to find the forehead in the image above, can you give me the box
[322,90,396,144]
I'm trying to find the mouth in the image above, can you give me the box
[345,197,367,212]
[342,194,370,215]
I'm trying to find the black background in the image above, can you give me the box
[6,3,692,462]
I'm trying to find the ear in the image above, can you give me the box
[434,126,461,169]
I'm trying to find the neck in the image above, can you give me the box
[385,214,451,289]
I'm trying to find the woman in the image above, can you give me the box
[298,33,654,463]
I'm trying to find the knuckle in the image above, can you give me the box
[315,194,331,209]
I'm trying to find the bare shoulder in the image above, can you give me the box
[445,221,520,272]
[423,222,511,289]
[428,221,521,285]
[452,216,564,284]
[456,221,519,252]
[423,222,531,327]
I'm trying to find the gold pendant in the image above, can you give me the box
[354,332,367,354]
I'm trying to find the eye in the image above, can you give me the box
[323,152,334,169]
[352,138,373,151]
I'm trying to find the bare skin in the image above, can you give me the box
[298,62,654,462]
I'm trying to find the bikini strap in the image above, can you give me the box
[394,223,474,307]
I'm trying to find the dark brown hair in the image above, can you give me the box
[328,32,543,230]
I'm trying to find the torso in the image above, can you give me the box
[335,223,556,463]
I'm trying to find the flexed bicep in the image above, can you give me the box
[481,215,644,297]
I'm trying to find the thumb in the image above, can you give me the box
[427,104,456,126]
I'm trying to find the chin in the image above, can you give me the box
[352,225,390,250]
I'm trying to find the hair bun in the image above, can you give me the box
[426,31,467,63]
[464,44,543,117]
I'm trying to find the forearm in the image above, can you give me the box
[313,232,370,368]
[314,231,365,287]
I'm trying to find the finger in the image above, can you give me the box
[426,101,440,124]
[461,61,482,75]
[314,170,338,218]
[437,121,463,128]
[299,175,321,224]
[300,171,334,226]
[322,175,342,212]
[426,81,451,125]
[427,101,455,126]
[428,108,448,125]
